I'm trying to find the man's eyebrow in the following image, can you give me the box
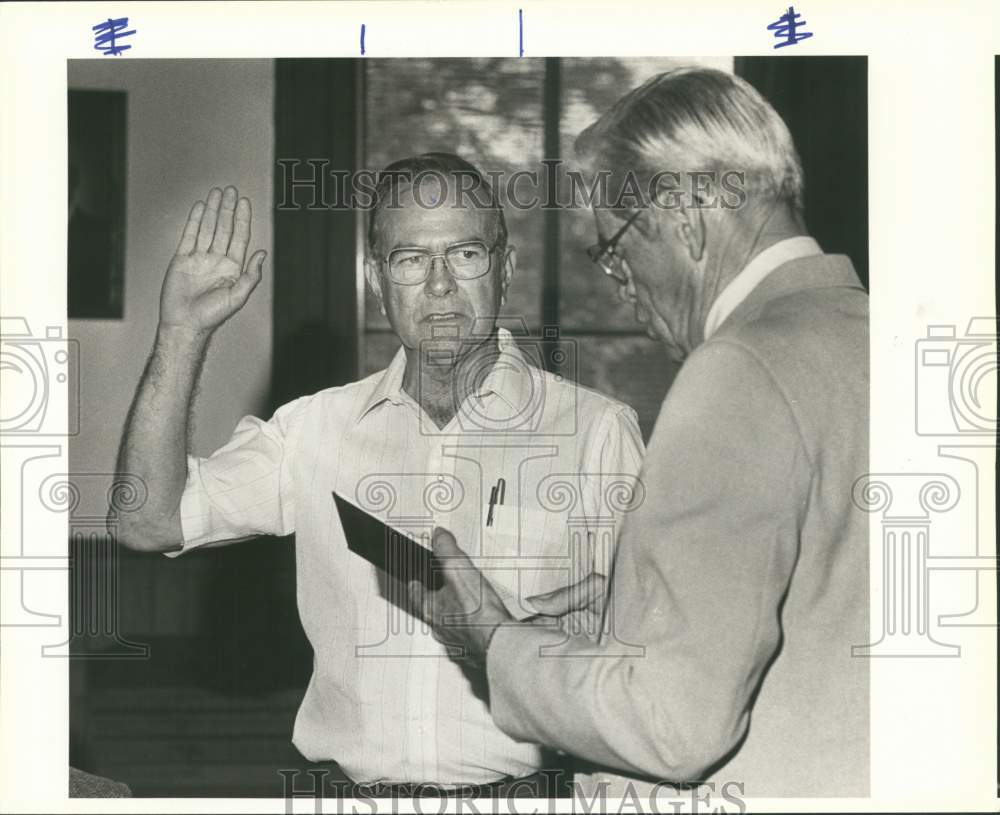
[388,236,485,251]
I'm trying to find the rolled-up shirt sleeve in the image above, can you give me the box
[486,340,812,782]
[168,399,304,557]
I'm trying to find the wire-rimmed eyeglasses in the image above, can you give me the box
[385,240,499,286]
[586,208,645,286]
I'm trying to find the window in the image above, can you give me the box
[362,58,545,372]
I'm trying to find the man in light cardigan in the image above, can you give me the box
[413,67,870,799]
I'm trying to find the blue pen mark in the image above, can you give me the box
[360,23,366,55]
[518,9,524,57]
[92,17,136,56]
[766,6,813,49]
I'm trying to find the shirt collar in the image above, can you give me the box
[355,327,532,424]
[703,236,823,341]
[355,341,409,423]
[474,328,533,411]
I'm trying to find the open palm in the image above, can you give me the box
[160,186,265,333]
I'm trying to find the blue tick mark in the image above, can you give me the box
[360,23,366,55]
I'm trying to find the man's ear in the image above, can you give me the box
[364,256,387,316]
[500,245,516,306]
[652,173,706,263]
[675,195,706,263]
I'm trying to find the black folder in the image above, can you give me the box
[332,491,441,589]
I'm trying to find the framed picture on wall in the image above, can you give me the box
[68,89,126,319]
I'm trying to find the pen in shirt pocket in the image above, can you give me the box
[485,477,506,527]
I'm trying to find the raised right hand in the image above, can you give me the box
[159,186,266,333]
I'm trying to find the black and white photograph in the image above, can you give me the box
[63,54,870,802]
[0,3,996,814]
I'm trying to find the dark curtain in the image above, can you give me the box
[273,59,361,407]
[735,56,869,289]
[194,60,363,699]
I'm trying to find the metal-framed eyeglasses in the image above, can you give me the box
[384,240,499,286]
[586,208,645,286]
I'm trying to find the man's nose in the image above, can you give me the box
[424,255,457,297]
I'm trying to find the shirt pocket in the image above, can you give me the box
[481,505,593,618]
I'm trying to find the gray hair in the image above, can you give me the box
[366,152,508,255]
[575,67,805,214]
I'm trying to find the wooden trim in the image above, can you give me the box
[541,57,562,350]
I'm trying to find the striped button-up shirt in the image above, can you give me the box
[173,329,645,785]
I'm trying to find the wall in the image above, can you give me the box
[69,59,274,476]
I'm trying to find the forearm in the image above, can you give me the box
[111,325,211,551]
[108,187,264,551]
[487,623,752,782]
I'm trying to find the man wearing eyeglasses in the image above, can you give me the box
[412,69,870,800]
[111,152,644,796]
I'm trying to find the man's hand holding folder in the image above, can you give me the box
[408,527,607,666]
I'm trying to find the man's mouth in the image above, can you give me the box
[424,312,464,322]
